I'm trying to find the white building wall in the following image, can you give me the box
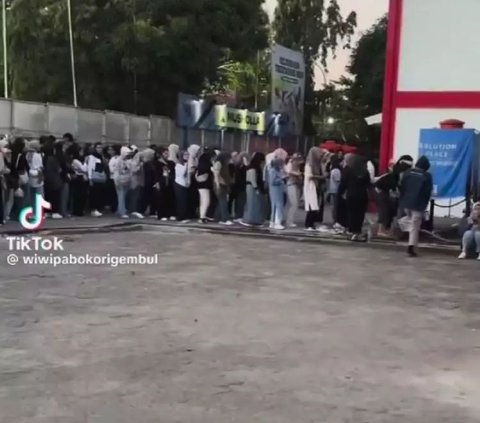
[398,0,480,92]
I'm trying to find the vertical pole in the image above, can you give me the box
[254,50,260,110]
[2,0,8,98]
[67,0,78,107]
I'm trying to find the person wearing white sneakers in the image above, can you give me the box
[459,202,480,260]
[285,153,302,228]
[268,157,287,230]
[111,146,132,219]
[87,143,108,217]
[303,147,324,231]
[43,142,64,219]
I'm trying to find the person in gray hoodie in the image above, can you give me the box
[112,146,132,218]
[129,149,146,219]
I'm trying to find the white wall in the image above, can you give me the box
[398,0,480,92]
[394,108,480,217]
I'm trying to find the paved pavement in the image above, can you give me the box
[0,229,479,422]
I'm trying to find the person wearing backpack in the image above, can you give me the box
[112,146,132,218]
[87,142,108,217]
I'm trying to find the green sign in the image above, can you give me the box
[215,105,265,133]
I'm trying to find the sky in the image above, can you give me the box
[264,0,389,86]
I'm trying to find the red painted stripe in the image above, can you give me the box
[380,0,403,170]
[396,91,480,108]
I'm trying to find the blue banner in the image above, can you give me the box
[419,128,475,198]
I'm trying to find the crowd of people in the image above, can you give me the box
[0,133,439,257]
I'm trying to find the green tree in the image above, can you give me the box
[6,0,268,116]
[273,0,357,135]
[347,15,387,116]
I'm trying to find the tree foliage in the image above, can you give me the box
[5,0,268,116]
[347,15,387,116]
[272,0,357,134]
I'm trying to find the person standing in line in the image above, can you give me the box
[268,157,287,230]
[338,154,371,242]
[69,144,88,217]
[196,152,214,224]
[399,156,433,257]
[43,142,63,219]
[241,152,266,227]
[142,148,157,217]
[129,149,146,219]
[213,152,233,225]
[285,153,303,228]
[87,143,108,217]
[303,147,324,231]
[103,144,118,213]
[374,159,399,238]
[56,141,72,218]
[230,152,248,223]
[167,144,179,220]
[8,138,28,221]
[25,140,44,207]
[459,202,480,260]
[111,146,132,218]
[328,156,343,231]
[154,147,176,221]
[186,144,201,219]
[175,150,191,223]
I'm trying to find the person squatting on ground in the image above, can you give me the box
[459,202,480,260]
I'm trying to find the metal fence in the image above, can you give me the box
[0,98,307,153]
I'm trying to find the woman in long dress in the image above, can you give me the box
[241,152,266,227]
[303,147,324,230]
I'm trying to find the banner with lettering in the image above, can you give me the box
[214,106,265,133]
[418,128,475,198]
[271,44,305,136]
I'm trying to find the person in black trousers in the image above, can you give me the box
[43,142,63,218]
[154,147,176,220]
[338,154,371,241]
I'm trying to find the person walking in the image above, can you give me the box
[303,147,324,231]
[175,151,191,223]
[196,152,214,224]
[285,153,302,228]
[154,147,176,221]
[399,156,433,257]
[268,157,286,230]
[213,152,233,225]
[338,154,371,241]
[241,152,266,227]
[87,143,108,217]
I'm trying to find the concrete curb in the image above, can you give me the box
[1,220,459,257]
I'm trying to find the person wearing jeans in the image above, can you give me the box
[399,156,433,257]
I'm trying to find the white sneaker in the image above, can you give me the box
[317,226,330,233]
[120,214,129,219]
[233,219,242,224]
[458,252,467,259]
[180,219,191,224]
[220,221,234,226]
[305,227,315,232]
[273,224,285,230]
[51,213,63,219]
[161,217,168,222]
[477,254,480,261]
[239,220,252,227]
[268,222,274,228]
[333,223,344,231]
[91,210,102,217]
[131,212,144,219]
[169,217,177,221]
[288,223,297,228]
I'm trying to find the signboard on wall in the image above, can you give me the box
[271,44,305,136]
[418,128,475,198]
[214,105,265,133]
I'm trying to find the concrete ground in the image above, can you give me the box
[0,228,479,422]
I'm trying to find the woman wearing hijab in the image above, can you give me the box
[187,144,201,218]
[268,157,287,230]
[285,153,303,227]
[7,137,28,221]
[43,142,64,219]
[175,150,191,223]
[111,146,132,218]
[154,147,176,221]
[303,147,324,230]
[25,140,44,208]
[338,154,371,241]
[87,142,108,217]
[230,152,249,222]
[213,152,233,225]
[196,151,214,224]
[69,144,88,216]
[241,152,266,227]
